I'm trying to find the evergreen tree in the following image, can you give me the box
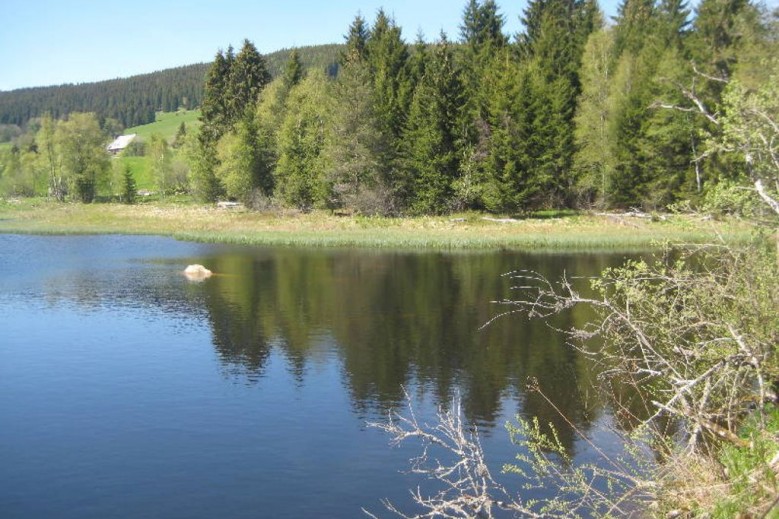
[515,0,598,206]
[407,32,429,88]
[402,34,465,214]
[173,121,187,149]
[189,139,224,202]
[227,39,272,122]
[481,53,540,212]
[602,0,696,208]
[613,0,656,56]
[689,0,749,79]
[322,55,386,213]
[366,9,411,144]
[283,49,305,89]
[342,14,370,65]
[200,49,232,144]
[121,164,137,204]
[460,0,507,50]
[457,0,508,207]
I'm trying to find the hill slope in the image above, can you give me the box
[0,43,343,129]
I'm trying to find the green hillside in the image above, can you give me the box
[0,44,343,129]
[125,110,201,142]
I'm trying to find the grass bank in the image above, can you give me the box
[0,198,754,251]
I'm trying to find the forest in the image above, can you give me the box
[0,0,777,216]
[0,44,342,129]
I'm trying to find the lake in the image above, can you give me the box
[0,234,636,518]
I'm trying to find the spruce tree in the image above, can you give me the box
[342,14,370,65]
[481,53,539,212]
[121,164,137,204]
[402,34,465,214]
[513,0,597,207]
[200,49,232,145]
[322,53,386,213]
[283,49,305,90]
[457,0,508,208]
[227,39,272,124]
[366,10,411,143]
[173,121,187,148]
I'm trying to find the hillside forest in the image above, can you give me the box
[0,0,777,215]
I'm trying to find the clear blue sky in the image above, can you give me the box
[0,0,622,91]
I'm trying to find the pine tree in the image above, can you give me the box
[689,0,749,79]
[189,139,224,203]
[173,121,187,148]
[601,0,697,208]
[613,0,656,56]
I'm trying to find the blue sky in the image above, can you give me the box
[0,0,623,91]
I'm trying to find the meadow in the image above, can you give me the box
[124,110,201,141]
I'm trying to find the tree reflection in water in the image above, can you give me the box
[197,247,634,454]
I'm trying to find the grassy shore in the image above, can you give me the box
[0,197,755,251]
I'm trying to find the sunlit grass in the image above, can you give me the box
[125,110,201,142]
[0,198,754,251]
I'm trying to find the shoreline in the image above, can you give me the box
[0,198,755,251]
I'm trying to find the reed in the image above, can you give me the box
[0,198,753,251]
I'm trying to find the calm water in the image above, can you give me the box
[0,234,636,518]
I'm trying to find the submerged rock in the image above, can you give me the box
[184,264,212,280]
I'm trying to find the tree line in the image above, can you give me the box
[0,45,343,131]
[1,0,775,215]
[0,65,208,129]
[190,0,776,215]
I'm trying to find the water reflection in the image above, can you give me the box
[0,234,635,454]
[194,247,631,449]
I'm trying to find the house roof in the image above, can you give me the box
[107,133,137,152]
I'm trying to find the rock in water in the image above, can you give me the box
[184,264,212,280]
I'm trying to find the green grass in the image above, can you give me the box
[125,110,201,142]
[0,198,756,252]
[112,110,199,192]
[112,156,154,190]
[713,407,779,518]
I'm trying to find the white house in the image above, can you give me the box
[107,134,137,155]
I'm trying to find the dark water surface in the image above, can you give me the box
[0,234,634,518]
